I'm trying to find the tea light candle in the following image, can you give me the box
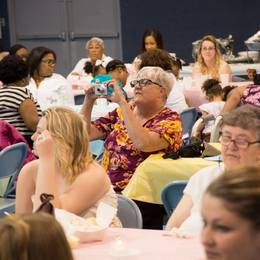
[110,237,128,256]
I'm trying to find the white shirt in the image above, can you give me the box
[27,73,74,111]
[180,163,224,233]
[166,78,188,114]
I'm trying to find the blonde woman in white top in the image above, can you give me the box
[192,35,232,82]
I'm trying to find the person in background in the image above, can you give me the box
[139,49,188,114]
[132,28,165,72]
[9,44,29,61]
[201,165,260,260]
[192,35,232,82]
[106,59,129,87]
[68,37,112,79]
[222,70,260,112]
[26,46,74,111]
[81,66,182,191]
[196,79,225,141]
[16,107,120,226]
[0,213,73,260]
[0,55,41,148]
[0,119,35,165]
[166,105,260,232]
[222,85,236,101]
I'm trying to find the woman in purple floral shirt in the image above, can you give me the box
[82,66,182,191]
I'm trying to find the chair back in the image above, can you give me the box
[117,194,143,229]
[74,94,85,105]
[161,180,188,216]
[180,108,198,140]
[89,140,104,161]
[210,115,223,142]
[0,143,27,198]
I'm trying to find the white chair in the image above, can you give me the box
[117,194,143,229]
[210,115,223,142]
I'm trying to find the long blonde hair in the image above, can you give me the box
[197,35,222,79]
[43,107,92,183]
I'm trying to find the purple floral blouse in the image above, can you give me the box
[92,107,182,191]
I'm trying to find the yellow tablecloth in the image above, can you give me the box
[123,144,221,204]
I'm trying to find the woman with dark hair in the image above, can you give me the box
[132,28,165,72]
[0,55,41,147]
[27,46,74,110]
[222,71,260,112]
[141,28,164,53]
[9,44,29,61]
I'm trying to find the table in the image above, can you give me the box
[122,148,220,205]
[73,228,205,260]
[180,62,260,77]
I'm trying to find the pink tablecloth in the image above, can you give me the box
[73,228,205,260]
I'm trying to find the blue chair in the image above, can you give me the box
[0,143,27,216]
[89,140,104,161]
[180,108,198,141]
[161,180,188,216]
[117,194,143,229]
[74,94,85,105]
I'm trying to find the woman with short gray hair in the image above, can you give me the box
[68,36,112,79]
[81,66,182,191]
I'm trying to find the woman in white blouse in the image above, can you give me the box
[27,46,74,110]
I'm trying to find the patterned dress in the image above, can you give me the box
[240,84,260,107]
[92,107,182,191]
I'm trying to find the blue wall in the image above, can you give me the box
[120,0,260,63]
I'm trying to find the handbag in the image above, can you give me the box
[163,137,205,160]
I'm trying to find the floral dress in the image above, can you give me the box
[92,107,182,191]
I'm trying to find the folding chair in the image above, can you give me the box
[117,194,143,229]
[0,143,27,216]
[161,180,188,216]
[180,108,198,142]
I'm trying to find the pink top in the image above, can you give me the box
[0,119,35,165]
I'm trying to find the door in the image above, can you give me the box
[7,0,122,76]
[0,0,10,50]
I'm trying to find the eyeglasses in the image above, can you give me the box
[130,79,162,88]
[41,59,56,65]
[201,47,215,51]
[220,134,260,149]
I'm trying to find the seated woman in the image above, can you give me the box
[81,66,182,191]
[27,46,74,111]
[0,119,35,165]
[201,165,260,260]
[16,107,120,226]
[9,43,29,61]
[192,35,232,82]
[68,37,112,79]
[139,49,188,113]
[0,213,73,260]
[166,105,260,232]
[222,71,260,112]
[132,28,165,72]
[0,55,41,147]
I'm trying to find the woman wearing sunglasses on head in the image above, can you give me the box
[81,66,182,192]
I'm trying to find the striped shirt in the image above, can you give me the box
[0,86,42,136]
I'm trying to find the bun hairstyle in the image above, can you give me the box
[201,78,222,100]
